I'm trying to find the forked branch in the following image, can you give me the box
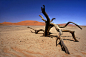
[27,26,53,35]
[41,5,50,22]
[51,23,70,54]
[62,30,79,42]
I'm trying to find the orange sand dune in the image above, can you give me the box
[1,20,45,26]
[1,20,75,26]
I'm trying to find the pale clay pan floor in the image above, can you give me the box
[0,25,86,57]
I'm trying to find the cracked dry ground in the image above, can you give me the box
[0,25,86,57]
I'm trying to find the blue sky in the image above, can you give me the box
[0,0,86,25]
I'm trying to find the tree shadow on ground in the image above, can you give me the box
[61,36,80,42]
[30,29,80,54]
[61,36,80,39]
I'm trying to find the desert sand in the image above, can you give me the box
[0,25,86,57]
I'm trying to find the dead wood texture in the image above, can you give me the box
[59,22,82,30]
[41,5,70,54]
[41,5,51,36]
[28,5,82,54]
[59,39,70,54]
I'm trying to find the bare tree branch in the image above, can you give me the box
[27,26,52,35]
[50,23,61,32]
[62,30,79,42]
[27,26,35,31]
[51,23,70,54]
[59,22,82,30]
[41,5,50,22]
[59,38,70,54]
[50,18,55,22]
[39,15,46,22]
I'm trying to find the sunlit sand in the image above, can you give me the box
[0,25,86,57]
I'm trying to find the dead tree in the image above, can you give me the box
[27,5,82,54]
[41,5,51,36]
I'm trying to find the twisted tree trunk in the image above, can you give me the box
[41,5,51,36]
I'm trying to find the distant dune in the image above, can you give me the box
[0,20,77,26]
[1,20,45,26]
